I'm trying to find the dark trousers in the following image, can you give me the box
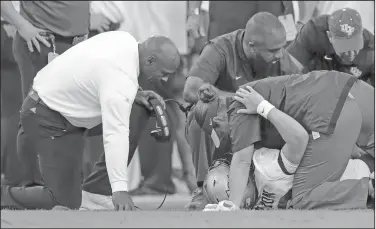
[133,58,194,194]
[1,23,23,184]
[135,103,178,194]
[12,32,73,186]
[1,95,150,209]
[82,104,150,196]
[2,95,86,209]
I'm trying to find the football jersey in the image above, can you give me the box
[340,159,371,181]
[253,147,293,210]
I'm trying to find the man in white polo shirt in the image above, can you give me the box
[0,31,181,211]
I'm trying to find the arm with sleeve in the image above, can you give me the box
[98,67,138,193]
[227,101,262,207]
[184,44,231,103]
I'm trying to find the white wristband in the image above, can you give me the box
[256,100,275,119]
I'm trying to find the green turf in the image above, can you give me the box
[1,210,374,228]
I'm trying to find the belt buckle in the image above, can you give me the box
[72,34,88,46]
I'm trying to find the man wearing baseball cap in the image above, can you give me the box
[287,8,374,86]
[183,12,302,210]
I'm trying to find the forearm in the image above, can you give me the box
[184,78,233,103]
[99,83,136,193]
[229,146,254,207]
[1,1,27,30]
[267,107,307,148]
[103,133,130,193]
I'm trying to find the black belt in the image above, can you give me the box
[42,33,88,46]
[28,89,47,107]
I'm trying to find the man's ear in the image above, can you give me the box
[248,41,256,52]
[147,56,156,66]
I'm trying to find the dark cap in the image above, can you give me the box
[328,8,363,53]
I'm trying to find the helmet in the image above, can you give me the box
[203,159,231,203]
[203,159,257,209]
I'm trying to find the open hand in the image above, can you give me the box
[112,191,135,211]
[18,20,50,52]
[233,86,265,114]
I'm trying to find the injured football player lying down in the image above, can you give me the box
[189,86,372,211]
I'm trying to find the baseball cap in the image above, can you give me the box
[328,8,364,53]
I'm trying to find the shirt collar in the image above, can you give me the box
[235,30,249,63]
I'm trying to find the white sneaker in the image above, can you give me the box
[79,190,114,211]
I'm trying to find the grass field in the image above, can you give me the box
[1,195,375,228]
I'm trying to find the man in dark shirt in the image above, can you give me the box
[287,8,375,86]
[183,12,302,210]
[1,1,91,186]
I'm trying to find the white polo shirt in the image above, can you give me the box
[33,31,140,193]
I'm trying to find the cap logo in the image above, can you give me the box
[340,24,355,36]
[350,67,362,77]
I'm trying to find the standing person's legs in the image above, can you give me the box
[132,103,176,195]
[1,96,86,210]
[174,103,197,193]
[292,98,370,209]
[13,33,72,186]
[82,104,150,196]
[1,23,23,185]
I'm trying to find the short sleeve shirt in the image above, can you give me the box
[189,30,302,93]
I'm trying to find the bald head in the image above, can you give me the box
[244,12,286,49]
[141,36,181,73]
